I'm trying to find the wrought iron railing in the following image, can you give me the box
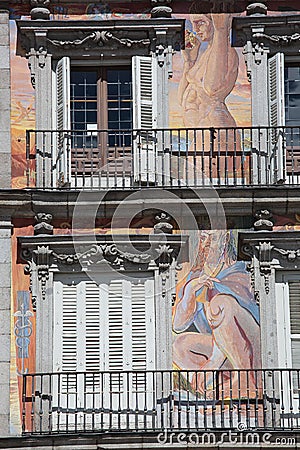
[25,126,300,189]
[22,369,300,434]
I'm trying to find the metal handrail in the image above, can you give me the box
[21,368,300,434]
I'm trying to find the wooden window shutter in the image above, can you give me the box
[268,53,286,183]
[289,281,300,367]
[54,276,155,378]
[132,56,158,183]
[55,57,71,186]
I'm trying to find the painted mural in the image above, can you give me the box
[8,1,262,431]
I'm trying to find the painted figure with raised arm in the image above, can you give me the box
[179,13,239,128]
[178,13,241,181]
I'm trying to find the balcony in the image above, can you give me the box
[22,369,300,435]
[25,126,300,190]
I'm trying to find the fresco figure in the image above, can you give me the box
[178,14,239,129]
[178,14,241,181]
[173,231,260,395]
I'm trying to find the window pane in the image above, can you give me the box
[86,111,97,123]
[86,85,97,97]
[108,110,119,122]
[108,84,118,96]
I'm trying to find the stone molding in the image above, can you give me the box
[239,231,300,280]
[19,233,188,310]
[232,14,300,55]
[16,19,185,62]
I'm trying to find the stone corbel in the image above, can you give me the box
[33,246,52,303]
[34,30,48,69]
[27,49,37,89]
[256,241,273,294]
[241,239,273,295]
[243,40,267,82]
[23,246,53,308]
[154,28,173,77]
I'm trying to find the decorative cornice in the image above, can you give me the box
[273,247,300,262]
[253,32,300,45]
[19,234,188,309]
[47,31,151,49]
[16,19,185,58]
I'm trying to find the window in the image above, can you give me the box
[52,272,156,428]
[287,280,300,369]
[285,65,300,127]
[55,56,157,185]
[268,55,300,178]
[70,68,133,147]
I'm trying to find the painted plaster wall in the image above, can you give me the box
[7,1,266,431]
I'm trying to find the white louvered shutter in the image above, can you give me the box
[132,56,158,183]
[289,281,300,368]
[56,57,71,187]
[53,274,156,429]
[268,53,286,183]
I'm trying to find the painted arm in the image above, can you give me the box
[178,32,200,106]
[173,274,219,332]
[203,14,238,99]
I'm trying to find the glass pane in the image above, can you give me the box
[107,84,118,96]
[107,70,119,82]
[86,101,97,110]
[73,85,84,98]
[86,85,97,97]
[74,111,85,123]
[288,81,300,94]
[86,111,97,123]
[120,83,131,96]
[288,94,300,108]
[120,110,132,121]
[108,110,119,122]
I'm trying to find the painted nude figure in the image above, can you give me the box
[173,231,261,396]
[178,14,241,180]
[179,13,239,128]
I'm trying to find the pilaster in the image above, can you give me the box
[0,218,13,436]
[0,9,11,189]
[27,30,53,187]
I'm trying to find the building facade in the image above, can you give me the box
[1,0,300,448]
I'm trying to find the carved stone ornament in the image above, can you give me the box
[23,245,52,309]
[34,212,53,235]
[47,31,151,50]
[151,6,172,18]
[30,0,50,19]
[19,234,188,310]
[254,209,273,231]
[246,2,267,16]
[273,247,300,262]
[256,241,273,294]
[154,212,173,234]
[238,231,300,300]
[253,32,300,45]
